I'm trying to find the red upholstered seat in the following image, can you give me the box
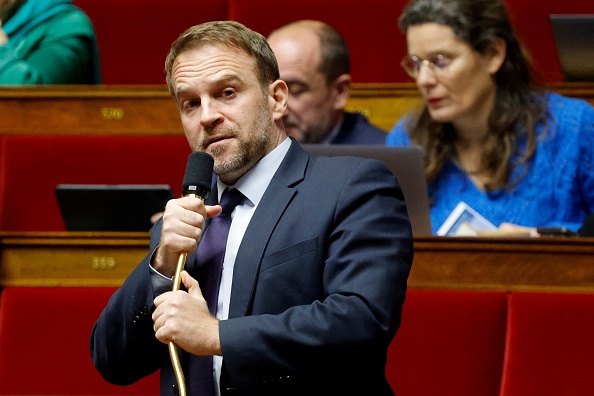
[386,289,508,396]
[505,0,594,83]
[228,0,411,84]
[73,0,228,84]
[0,287,159,395]
[69,0,594,85]
[0,134,191,231]
[500,291,594,396]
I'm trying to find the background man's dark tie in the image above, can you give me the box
[187,187,245,396]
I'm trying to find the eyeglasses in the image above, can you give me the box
[400,54,453,78]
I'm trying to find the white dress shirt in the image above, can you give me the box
[212,137,291,395]
[149,138,292,394]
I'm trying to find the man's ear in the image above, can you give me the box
[332,74,352,110]
[269,79,288,120]
[486,38,507,75]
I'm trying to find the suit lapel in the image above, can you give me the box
[228,142,309,318]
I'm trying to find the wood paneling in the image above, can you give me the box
[0,85,182,135]
[2,83,592,135]
[2,232,593,292]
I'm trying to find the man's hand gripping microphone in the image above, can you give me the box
[170,151,214,396]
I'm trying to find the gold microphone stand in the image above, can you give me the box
[169,252,190,396]
[169,192,202,396]
[168,150,213,395]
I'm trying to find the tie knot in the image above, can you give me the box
[219,188,244,214]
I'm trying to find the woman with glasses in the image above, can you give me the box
[386,0,594,236]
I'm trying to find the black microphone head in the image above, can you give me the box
[182,151,214,198]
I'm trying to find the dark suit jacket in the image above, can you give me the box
[90,141,413,395]
[330,111,387,144]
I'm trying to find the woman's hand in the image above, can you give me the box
[498,222,539,237]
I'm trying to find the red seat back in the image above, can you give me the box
[0,134,191,231]
[229,0,410,83]
[73,0,228,84]
[500,291,594,396]
[386,289,508,396]
[0,287,159,395]
[506,0,594,82]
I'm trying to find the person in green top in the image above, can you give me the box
[0,0,101,84]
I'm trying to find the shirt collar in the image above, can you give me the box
[215,137,292,206]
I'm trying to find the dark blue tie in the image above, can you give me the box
[187,187,244,396]
[196,187,245,314]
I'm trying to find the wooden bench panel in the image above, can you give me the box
[0,85,182,135]
[1,83,592,135]
[2,233,594,291]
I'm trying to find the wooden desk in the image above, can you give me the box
[0,232,150,287]
[1,83,593,134]
[0,85,184,135]
[1,232,593,292]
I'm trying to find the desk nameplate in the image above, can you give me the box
[0,232,149,287]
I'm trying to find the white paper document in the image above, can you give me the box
[437,202,497,236]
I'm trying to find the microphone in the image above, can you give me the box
[182,151,214,198]
[173,151,214,288]
[170,151,214,396]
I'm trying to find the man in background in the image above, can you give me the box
[267,19,387,144]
